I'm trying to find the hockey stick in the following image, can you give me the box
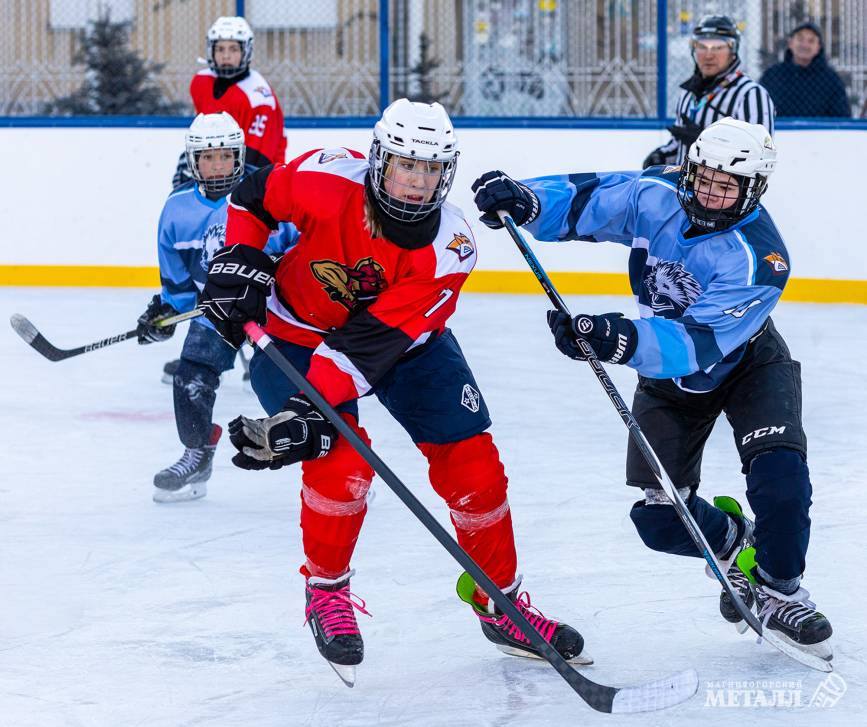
[496,212,763,634]
[242,320,697,713]
[9,309,201,362]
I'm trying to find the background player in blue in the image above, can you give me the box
[137,113,298,503]
[472,118,833,662]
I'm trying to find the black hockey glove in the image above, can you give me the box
[472,170,541,229]
[547,310,638,365]
[199,244,276,349]
[667,119,703,148]
[228,394,337,471]
[642,147,669,170]
[136,294,179,344]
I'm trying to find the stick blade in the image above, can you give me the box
[10,313,38,344]
[9,313,67,361]
[611,668,698,713]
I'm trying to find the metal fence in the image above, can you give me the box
[1,0,865,119]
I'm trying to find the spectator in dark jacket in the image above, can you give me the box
[760,22,850,117]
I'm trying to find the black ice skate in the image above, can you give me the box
[304,569,371,688]
[152,424,221,503]
[161,358,180,385]
[710,496,755,629]
[737,547,834,663]
[456,572,592,665]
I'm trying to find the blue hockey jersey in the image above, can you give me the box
[157,174,299,329]
[522,167,791,392]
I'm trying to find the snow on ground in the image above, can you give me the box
[0,288,863,726]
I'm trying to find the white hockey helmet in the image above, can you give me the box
[185,112,246,195]
[677,117,777,230]
[368,98,459,222]
[206,16,253,78]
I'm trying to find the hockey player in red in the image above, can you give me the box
[199,99,589,685]
[173,16,286,188]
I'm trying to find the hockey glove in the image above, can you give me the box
[642,147,669,170]
[667,119,703,148]
[136,294,179,344]
[472,170,541,229]
[228,394,337,471]
[547,310,638,365]
[199,244,276,349]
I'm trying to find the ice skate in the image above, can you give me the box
[304,569,371,687]
[708,496,755,631]
[457,572,592,665]
[736,547,833,663]
[161,358,180,385]
[152,424,221,503]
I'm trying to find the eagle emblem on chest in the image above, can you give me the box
[310,257,387,310]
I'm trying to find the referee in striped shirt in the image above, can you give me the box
[644,15,775,168]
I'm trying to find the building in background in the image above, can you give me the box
[1,0,865,119]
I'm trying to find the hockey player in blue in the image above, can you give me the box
[472,118,832,662]
[137,113,298,503]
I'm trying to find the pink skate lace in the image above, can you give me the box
[304,583,372,638]
[477,591,557,644]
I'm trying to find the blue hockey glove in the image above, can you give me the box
[547,310,638,364]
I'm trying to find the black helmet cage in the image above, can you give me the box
[188,146,245,196]
[207,37,253,78]
[676,161,767,231]
[368,138,459,223]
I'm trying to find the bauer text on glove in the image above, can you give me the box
[547,310,638,364]
[228,395,337,471]
[199,244,276,348]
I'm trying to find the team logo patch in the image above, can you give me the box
[763,252,789,275]
[662,165,682,174]
[199,223,226,271]
[318,150,348,164]
[310,257,387,310]
[254,86,273,98]
[447,233,475,262]
[461,383,480,413]
[644,261,703,316]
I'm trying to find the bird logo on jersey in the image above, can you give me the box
[318,150,348,164]
[199,223,227,271]
[447,233,475,262]
[644,260,703,316]
[763,252,789,275]
[310,257,387,310]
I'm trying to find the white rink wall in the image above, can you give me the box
[1,126,864,280]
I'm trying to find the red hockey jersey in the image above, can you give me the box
[190,69,287,165]
[225,148,478,407]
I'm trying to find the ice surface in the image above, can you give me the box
[0,288,863,726]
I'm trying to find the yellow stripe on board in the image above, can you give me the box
[0,265,160,288]
[1,265,866,304]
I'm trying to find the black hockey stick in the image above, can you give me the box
[242,320,697,713]
[10,309,201,362]
[497,212,764,636]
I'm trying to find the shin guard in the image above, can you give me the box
[300,414,374,579]
[419,433,517,590]
[745,448,812,581]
